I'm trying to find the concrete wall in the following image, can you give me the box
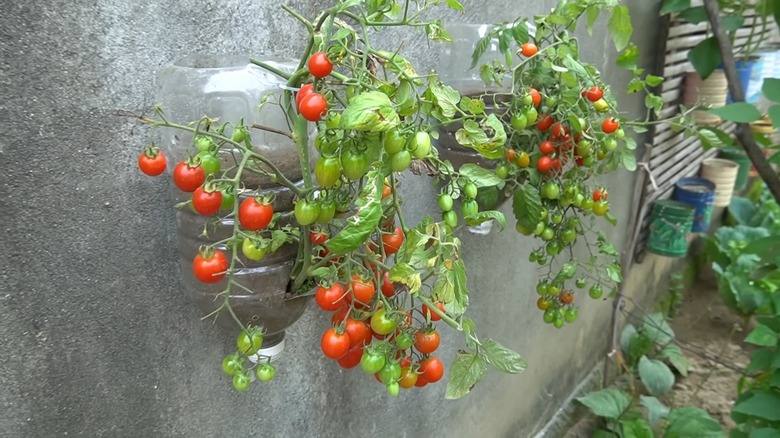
[0,1,661,436]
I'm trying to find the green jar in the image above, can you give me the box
[647,200,695,257]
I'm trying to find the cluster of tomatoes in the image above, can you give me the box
[312,247,447,396]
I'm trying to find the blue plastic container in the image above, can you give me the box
[673,177,716,233]
[727,59,757,103]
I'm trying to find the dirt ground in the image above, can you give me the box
[667,276,753,431]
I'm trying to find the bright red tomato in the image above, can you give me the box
[414,330,441,354]
[308,52,333,78]
[419,357,444,383]
[539,140,555,155]
[537,156,553,173]
[521,42,538,57]
[296,83,314,108]
[529,88,542,107]
[299,93,328,122]
[315,283,346,311]
[344,318,371,347]
[536,114,553,131]
[584,86,604,102]
[191,186,223,216]
[350,275,376,307]
[138,150,167,176]
[422,302,445,321]
[193,250,228,283]
[321,328,350,359]
[331,305,351,325]
[381,272,395,297]
[381,226,404,255]
[238,198,274,231]
[310,230,328,246]
[602,117,619,134]
[337,345,364,369]
[173,161,205,192]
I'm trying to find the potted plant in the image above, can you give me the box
[134,0,681,397]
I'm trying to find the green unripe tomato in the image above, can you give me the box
[534,221,546,236]
[195,136,215,153]
[443,210,458,228]
[384,129,406,154]
[561,228,577,243]
[540,208,549,221]
[461,199,478,218]
[551,213,563,225]
[522,94,534,106]
[390,150,412,172]
[615,128,625,139]
[317,201,336,223]
[575,278,587,288]
[256,364,276,382]
[410,131,432,159]
[553,317,565,329]
[197,152,221,176]
[543,309,556,324]
[524,107,538,124]
[438,193,454,212]
[536,282,549,295]
[326,113,342,129]
[546,240,561,255]
[589,285,604,299]
[232,127,248,143]
[222,354,242,376]
[548,285,561,296]
[496,165,509,179]
[541,227,555,241]
[242,238,269,261]
[564,308,579,323]
[463,182,478,200]
[387,381,400,397]
[543,182,560,200]
[395,332,414,350]
[604,139,618,152]
[516,221,534,236]
[576,140,592,157]
[511,113,528,130]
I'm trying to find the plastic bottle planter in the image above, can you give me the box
[683,70,727,125]
[728,57,760,104]
[432,24,524,230]
[156,55,311,357]
[673,177,716,233]
[700,158,739,207]
[717,148,750,191]
[647,200,695,258]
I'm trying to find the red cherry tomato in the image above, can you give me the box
[315,283,346,311]
[173,161,205,192]
[381,226,404,255]
[537,156,553,173]
[418,357,444,383]
[521,42,538,57]
[337,344,364,368]
[308,52,333,78]
[299,93,328,122]
[414,330,441,354]
[193,250,228,283]
[584,86,604,102]
[539,140,555,155]
[602,117,620,134]
[296,83,314,108]
[350,275,376,308]
[381,272,396,297]
[138,149,167,176]
[321,328,350,359]
[310,230,328,246]
[191,186,223,216]
[344,318,371,347]
[529,88,542,107]
[422,302,446,321]
[536,114,553,132]
[238,198,274,231]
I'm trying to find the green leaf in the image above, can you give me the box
[620,418,654,438]
[455,114,507,159]
[646,75,664,87]
[746,324,779,347]
[722,16,745,32]
[768,105,780,128]
[621,151,637,171]
[747,349,773,374]
[660,0,691,14]
[643,313,675,343]
[576,388,631,420]
[624,136,638,150]
[747,429,780,438]
[620,323,638,353]
[640,395,670,424]
[586,5,600,34]
[444,352,486,399]
[471,34,492,69]
[645,94,665,114]
[339,91,400,131]
[330,27,354,41]
[688,37,722,80]
[679,6,707,23]
[465,210,506,231]
[743,236,780,262]
[511,21,529,45]
[659,344,689,376]
[665,407,724,437]
[310,266,334,278]
[481,339,527,374]
[732,391,780,421]
[608,6,633,51]
[425,19,452,43]
[459,163,503,187]
[513,184,544,231]
[617,43,640,70]
[430,80,462,119]
[325,170,382,255]
[627,77,644,94]
[606,263,623,283]
[638,355,675,396]
[708,103,762,123]
[445,0,464,12]
[699,127,734,150]
[435,258,469,315]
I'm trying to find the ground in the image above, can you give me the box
[668,273,752,431]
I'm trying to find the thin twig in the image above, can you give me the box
[251,123,294,140]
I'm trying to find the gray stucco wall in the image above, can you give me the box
[0,1,660,436]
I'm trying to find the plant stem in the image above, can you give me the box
[248,58,292,81]
[390,173,408,233]
[251,123,293,139]
[703,0,780,204]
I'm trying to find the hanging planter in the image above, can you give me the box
[683,70,728,125]
[647,200,695,257]
[673,177,716,233]
[156,55,310,357]
[700,158,739,207]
